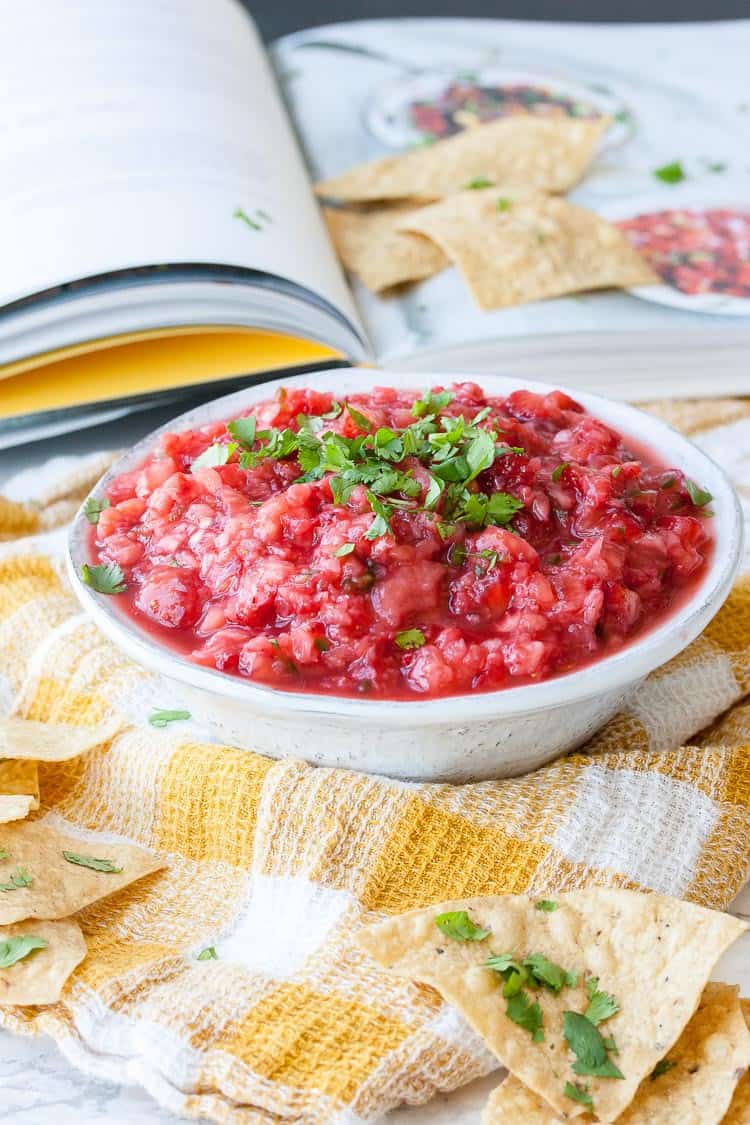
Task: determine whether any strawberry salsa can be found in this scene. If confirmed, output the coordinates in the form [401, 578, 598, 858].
[86, 384, 714, 700]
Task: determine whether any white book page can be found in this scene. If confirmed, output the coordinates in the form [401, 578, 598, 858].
[0, 0, 363, 340]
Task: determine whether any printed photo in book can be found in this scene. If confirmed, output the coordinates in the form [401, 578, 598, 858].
[2, 1, 749, 445]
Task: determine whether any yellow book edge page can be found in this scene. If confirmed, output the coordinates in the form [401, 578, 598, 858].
[0, 326, 344, 421]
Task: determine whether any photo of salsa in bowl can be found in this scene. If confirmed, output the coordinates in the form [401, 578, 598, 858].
[364, 66, 633, 152]
[618, 208, 750, 300]
[84, 382, 715, 702]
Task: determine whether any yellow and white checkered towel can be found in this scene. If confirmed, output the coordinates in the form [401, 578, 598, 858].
[1, 399, 750, 1124]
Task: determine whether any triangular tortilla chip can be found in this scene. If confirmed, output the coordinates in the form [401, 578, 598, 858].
[397, 194, 658, 309]
[723, 999, 750, 1124]
[357, 891, 747, 1121]
[0, 918, 86, 1005]
[315, 117, 609, 203]
[0, 716, 121, 761]
[324, 205, 448, 291]
[483, 982, 750, 1123]
[0, 819, 164, 923]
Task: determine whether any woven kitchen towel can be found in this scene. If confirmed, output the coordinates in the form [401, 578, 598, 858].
[1, 402, 750, 1124]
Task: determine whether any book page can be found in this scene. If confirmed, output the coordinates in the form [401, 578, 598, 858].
[274, 19, 750, 371]
[0, 0, 362, 341]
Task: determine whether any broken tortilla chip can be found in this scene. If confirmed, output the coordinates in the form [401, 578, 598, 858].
[0, 818, 164, 924]
[0, 716, 121, 762]
[397, 193, 658, 309]
[0, 918, 86, 1005]
[356, 890, 747, 1121]
[315, 116, 609, 203]
[723, 999, 750, 1124]
[324, 205, 448, 292]
[483, 982, 750, 1124]
[0, 760, 39, 824]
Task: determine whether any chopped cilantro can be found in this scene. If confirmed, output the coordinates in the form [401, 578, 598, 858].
[227, 417, 257, 448]
[346, 404, 373, 432]
[191, 442, 237, 470]
[651, 1058, 677, 1079]
[395, 629, 426, 650]
[80, 562, 126, 595]
[686, 480, 713, 507]
[334, 543, 356, 557]
[464, 176, 494, 190]
[321, 401, 343, 419]
[506, 990, 544, 1042]
[62, 851, 123, 874]
[535, 900, 558, 913]
[563, 1010, 624, 1079]
[552, 463, 569, 483]
[0, 849, 10, 861]
[564, 1081, 594, 1110]
[0, 868, 33, 892]
[149, 709, 191, 728]
[197, 946, 218, 961]
[434, 910, 490, 942]
[0, 934, 47, 969]
[411, 389, 453, 418]
[523, 953, 578, 994]
[654, 160, 686, 184]
[484, 954, 529, 997]
[584, 977, 620, 1025]
[364, 492, 393, 540]
[83, 496, 110, 524]
[496, 198, 512, 212]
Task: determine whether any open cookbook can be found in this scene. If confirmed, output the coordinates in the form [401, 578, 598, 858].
[2, 1, 749, 446]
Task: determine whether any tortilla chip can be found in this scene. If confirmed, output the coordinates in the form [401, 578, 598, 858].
[398, 193, 658, 309]
[723, 999, 750, 1124]
[315, 116, 609, 203]
[0, 760, 39, 824]
[0, 716, 121, 761]
[0, 819, 164, 924]
[483, 983, 750, 1124]
[324, 206, 448, 291]
[0, 918, 86, 1005]
[357, 890, 747, 1121]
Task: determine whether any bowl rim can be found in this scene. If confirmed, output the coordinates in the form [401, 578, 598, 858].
[66, 367, 743, 724]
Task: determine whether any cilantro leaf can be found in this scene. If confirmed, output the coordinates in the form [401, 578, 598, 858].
[424, 474, 444, 510]
[334, 543, 355, 557]
[564, 1081, 594, 1110]
[364, 492, 393, 540]
[506, 990, 544, 1042]
[395, 629, 426, 650]
[535, 900, 558, 913]
[552, 463, 569, 483]
[434, 910, 490, 942]
[651, 1058, 677, 1080]
[523, 953, 577, 994]
[486, 492, 524, 526]
[227, 417, 257, 448]
[83, 496, 110, 524]
[584, 978, 620, 1025]
[563, 1011, 624, 1079]
[654, 160, 686, 184]
[465, 429, 496, 484]
[62, 851, 123, 874]
[0, 934, 47, 969]
[197, 946, 218, 961]
[346, 404, 373, 432]
[149, 709, 191, 728]
[485, 954, 529, 997]
[0, 868, 33, 892]
[80, 562, 127, 595]
[464, 176, 494, 189]
[411, 389, 453, 418]
[191, 442, 237, 470]
[321, 401, 343, 419]
[686, 479, 713, 508]
[496, 198, 512, 212]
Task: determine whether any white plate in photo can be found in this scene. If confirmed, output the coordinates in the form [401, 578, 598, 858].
[602, 185, 750, 317]
[364, 65, 634, 152]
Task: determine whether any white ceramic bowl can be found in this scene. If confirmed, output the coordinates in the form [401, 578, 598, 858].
[67, 369, 742, 782]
